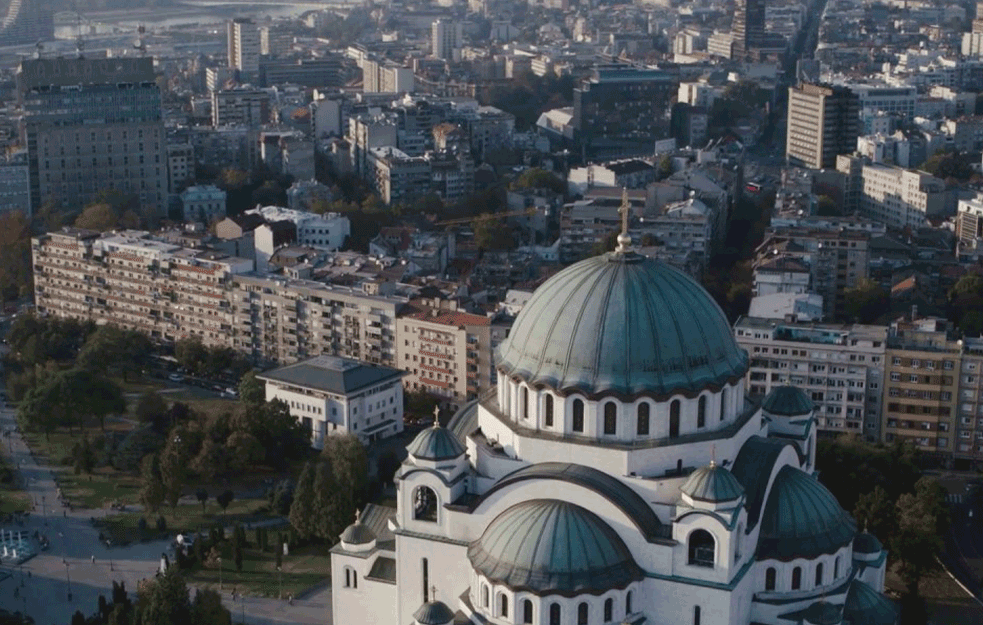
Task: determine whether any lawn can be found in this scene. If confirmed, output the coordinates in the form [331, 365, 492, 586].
[99, 498, 279, 544]
[187, 541, 332, 598]
[0, 452, 31, 515]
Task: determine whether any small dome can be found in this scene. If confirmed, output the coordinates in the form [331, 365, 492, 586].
[761, 386, 814, 416]
[680, 462, 744, 503]
[843, 580, 898, 625]
[407, 423, 466, 461]
[853, 531, 883, 554]
[496, 253, 748, 398]
[414, 600, 455, 625]
[757, 466, 857, 561]
[468, 499, 642, 596]
[340, 519, 376, 546]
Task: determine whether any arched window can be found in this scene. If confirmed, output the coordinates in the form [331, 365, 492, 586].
[550, 603, 561, 625]
[669, 399, 680, 438]
[500, 594, 509, 618]
[834, 556, 840, 579]
[545, 395, 554, 427]
[735, 523, 744, 562]
[352, 571, 357, 589]
[637, 403, 650, 435]
[697, 396, 707, 428]
[626, 591, 633, 614]
[578, 602, 589, 625]
[765, 567, 776, 591]
[522, 386, 529, 420]
[694, 606, 701, 625]
[792, 566, 802, 590]
[815, 562, 824, 586]
[523, 599, 534, 624]
[572, 398, 585, 432]
[413, 486, 438, 522]
[482, 585, 489, 608]
[604, 402, 617, 435]
[422, 559, 428, 602]
[720, 387, 727, 421]
[604, 598, 613, 622]
[345, 567, 355, 588]
[688, 529, 715, 567]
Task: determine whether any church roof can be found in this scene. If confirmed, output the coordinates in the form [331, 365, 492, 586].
[414, 601, 455, 625]
[473, 462, 667, 541]
[447, 400, 479, 445]
[340, 519, 375, 545]
[731, 436, 798, 529]
[407, 423, 466, 461]
[843, 580, 898, 625]
[757, 466, 857, 561]
[468, 499, 643, 596]
[680, 462, 744, 503]
[496, 253, 748, 399]
[761, 385, 814, 416]
[853, 531, 884, 554]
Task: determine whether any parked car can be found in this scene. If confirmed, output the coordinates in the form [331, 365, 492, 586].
[168, 373, 184, 383]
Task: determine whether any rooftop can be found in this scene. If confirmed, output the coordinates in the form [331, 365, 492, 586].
[257, 356, 404, 396]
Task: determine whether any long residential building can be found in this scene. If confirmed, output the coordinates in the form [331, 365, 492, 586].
[836, 156, 946, 230]
[33, 229, 406, 368]
[734, 316, 888, 440]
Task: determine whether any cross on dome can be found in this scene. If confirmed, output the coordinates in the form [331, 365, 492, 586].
[616, 187, 633, 253]
[432, 405, 440, 428]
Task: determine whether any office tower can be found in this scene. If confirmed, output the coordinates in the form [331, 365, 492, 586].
[732, 0, 765, 59]
[227, 18, 260, 81]
[18, 57, 167, 217]
[431, 19, 462, 61]
[786, 83, 859, 169]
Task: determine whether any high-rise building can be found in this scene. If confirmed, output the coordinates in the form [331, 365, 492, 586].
[732, 0, 765, 59]
[18, 57, 167, 217]
[786, 83, 859, 169]
[835, 156, 945, 230]
[431, 19, 462, 61]
[227, 18, 260, 81]
[0, 0, 53, 46]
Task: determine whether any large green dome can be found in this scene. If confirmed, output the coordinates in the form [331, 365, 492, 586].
[467, 499, 642, 596]
[496, 252, 748, 398]
[757, 466, 857, 561]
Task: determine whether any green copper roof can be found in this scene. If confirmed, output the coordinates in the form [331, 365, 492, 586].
[496, 253, 748, 398]
[407, 424, 466, 461]
[468, 499, 642, 596]
[853, 531, 883, 554]
[761, 386, 814, 416]
[413, 601, 455, 625]
[448, 400, 479, 446]
[731, 436, 799, 529]
[757, 466, 857, 561]
[680, 462, 745, 503]
[843, 580, 898, 625]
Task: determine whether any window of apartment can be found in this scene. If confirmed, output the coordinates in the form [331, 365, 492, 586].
[892, 357, 902, 365]
[909, 374, 919, 383]
[945, 360, 955, 370]
[890, 372, 901, 382]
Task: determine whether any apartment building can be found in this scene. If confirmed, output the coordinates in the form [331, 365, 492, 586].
[33, 229, 251, 347]
[19, 57, 167, 217]
[836, 156, 946, 230]
[230, 273, 403, 367]
[227, 18, 260, 80]
[258, 355, 404, 447]
[955, 337, 983, 468]
[396, 301, 509, 411]
[180, 185, 227, 223]
[362, 58, 415, 94]
[166, 143, 194, 195]
[212, 88, 270, 127]
[735, 317, 888, 439]
[882, 318, 960, 460]
[786, 83, 859, 169]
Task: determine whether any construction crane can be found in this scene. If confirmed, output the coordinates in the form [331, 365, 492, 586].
[433, 206, 536, 227]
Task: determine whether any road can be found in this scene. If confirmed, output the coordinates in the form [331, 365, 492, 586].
[0, 406, 333, 625]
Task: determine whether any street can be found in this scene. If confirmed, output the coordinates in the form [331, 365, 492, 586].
[0, 405, 333, 625]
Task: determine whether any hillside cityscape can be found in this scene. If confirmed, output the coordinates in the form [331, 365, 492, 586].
[0, 0, 982, 624]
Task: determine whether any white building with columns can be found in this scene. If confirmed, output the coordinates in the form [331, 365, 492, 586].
[330, 229, 895, 625]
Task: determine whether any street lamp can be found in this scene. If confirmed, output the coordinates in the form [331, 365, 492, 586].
[218, 556, 223, 591]
[277, 565, 282, 600]
[64, 560, 72, 602]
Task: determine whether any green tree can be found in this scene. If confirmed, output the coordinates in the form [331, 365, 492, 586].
[289, 461, 317, 538]
[141, 567, 192, 625]
[510, 168, 565, 194]
[17, 368, 124, 434]
[190, 588, 231, 625]
[0, 211, 32, 308]
[232, 525, 243, 572]
[216, 490, 234, 516]
[473, 214, 516, 250]
[318, 435, 368, 541]
[893, 486, 944, 595]
[237, 371, 265, 406]
[72, 435, 96, 475]
[174, 338, 208, 376]
[948, 274, 983, 333]
[74, 190, 142, 232]
[852, 485, 896, 542]
[377, 450, 401, 487]
[77, 325, 152, 381]
[195, 489, 209, 513]
[816, 195, 842, 217]
[844, 278, 889, 324]
[139, 453, 166, 516]
[225, 431, 264, 472]
[135, 391, 169, 428]
[160, 433, 189, 512]
[312, 458, 340, 541]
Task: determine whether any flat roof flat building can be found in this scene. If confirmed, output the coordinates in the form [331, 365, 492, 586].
[786, 83, 859, 170]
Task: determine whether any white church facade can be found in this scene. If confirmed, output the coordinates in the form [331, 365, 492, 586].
[330, 228, 896, 625]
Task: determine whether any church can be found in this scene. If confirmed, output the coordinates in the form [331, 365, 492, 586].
[330, 224, 896, 625]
